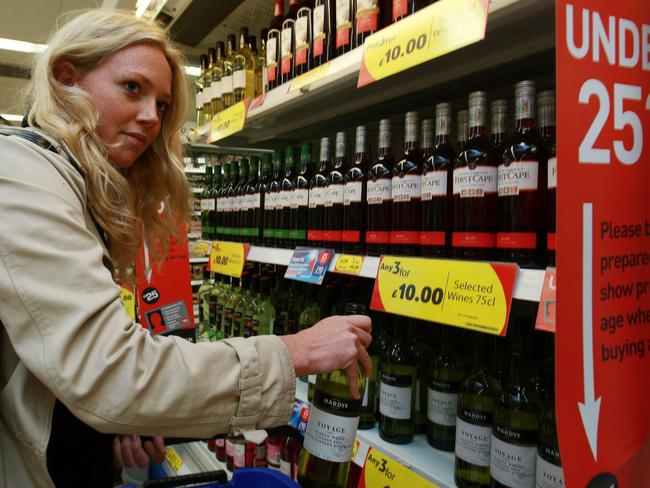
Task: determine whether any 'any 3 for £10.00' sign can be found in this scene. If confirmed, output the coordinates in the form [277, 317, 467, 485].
[370, 256, 517, 335]
[209, 241, 250, 278]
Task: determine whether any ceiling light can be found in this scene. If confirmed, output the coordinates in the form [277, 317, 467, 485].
[0, 37, 47, 54]
[1, 114, 24, 122]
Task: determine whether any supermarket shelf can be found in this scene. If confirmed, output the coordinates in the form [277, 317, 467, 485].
[190, 257, 209, 264]
[188, 142, 274, 156]
[192, 0, 554, 147]
[244, 245, 543, 301]
[295, 380, 455, 488]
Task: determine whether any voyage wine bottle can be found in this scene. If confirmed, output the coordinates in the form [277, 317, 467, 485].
[454, 332, 501, 488]
[308, 137, 331, 248]
[379, 318, 417, 444]
[366, 118, 393, 256]
[298, 304, 367, 488]
[421, 103, 455, 257]
[342, 125, 368, 255]
[452, 91, 499, 261]
[497, 80, 547, 267]
[325, 131, 348, 252]
[538, 89, 556, 267]
[392, 111, 423, 256]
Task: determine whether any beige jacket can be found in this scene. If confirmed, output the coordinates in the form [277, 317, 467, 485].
[0, 129, 296, 487]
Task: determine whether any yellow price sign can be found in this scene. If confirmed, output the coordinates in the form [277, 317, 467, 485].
[370, 256, 517, 336]
[208, 100, 249, 143]
[165, 447, 184, 473]
[334, 254, 364, 275]
[209, 240, 250, 278]
[358, 0, 489, 87]
[289, 62, 330, 92]
[192, 239, 212, 257]
[119, 287, 135, 320]
[362, 447, 439, 488]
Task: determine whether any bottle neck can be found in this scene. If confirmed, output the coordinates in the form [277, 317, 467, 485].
[274, 0, 284, 19]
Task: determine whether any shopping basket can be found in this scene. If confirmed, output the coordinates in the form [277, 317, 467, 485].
[143, 466, 301, 487]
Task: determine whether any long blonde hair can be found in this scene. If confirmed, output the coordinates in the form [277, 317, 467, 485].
[25, 9, 191, 283]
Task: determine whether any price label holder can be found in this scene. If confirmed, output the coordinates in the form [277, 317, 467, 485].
[290, 398, 311, 435]
[535, 267, 556, 333]
[208, 99, 250, 143]
[333, 254, 364, 275]
[357, 0, 488, 87]
[371, 256, 518, 336]
[284, 247, 335, 285]
[209, 241, 250, 278]
[120, 287, 135, 320]
[358, 447, 438, 488]
[165, 447, 191, 475]
[289, 62, 330, 92]
[190, 239, 212, 258]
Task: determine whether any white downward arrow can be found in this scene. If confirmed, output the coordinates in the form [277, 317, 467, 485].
[578, 202, 601, 462]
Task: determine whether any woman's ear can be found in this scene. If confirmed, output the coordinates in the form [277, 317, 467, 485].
[53, 60, 78, 86]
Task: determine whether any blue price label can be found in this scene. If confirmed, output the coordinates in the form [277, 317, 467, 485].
[284, 247, 335, 285]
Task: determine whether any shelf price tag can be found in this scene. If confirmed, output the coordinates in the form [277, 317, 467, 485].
[190, 239, 212, 258]
[120, 287, 135, 320]
[371, 256, 517, 336]
[209, 241, 250, 278]
[358, 447, 439, 488]
[358, 0, 488, 87]
[285, 247, 335, 285]
[289, 62, 330, 92]
[208, 99, 250, 143]
[535, 267, 556, 333]
[334, 254, 364, 275]
[165, 447, 184, 473]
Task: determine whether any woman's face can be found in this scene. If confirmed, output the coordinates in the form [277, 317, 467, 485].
[76, 43, 173, 168]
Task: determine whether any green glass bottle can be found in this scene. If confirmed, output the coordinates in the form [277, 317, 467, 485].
[378, 318, 417, 444]
[278, 146, 296, 248]
[222, 276, 243, 338]
[258, 154, 272, 246]
[236, 158, 250, 243]
[214, 273, 230, 339]
[207, 273, 224, 342]
[298, 303, 366, 488]
[454, 332, 502, 488]
[247, 156, 261, 244]
[292, 142, 313, 247]
[200, 166, 214, 239]
[233, 271, 252, 337]
[242, 272, 260, 337]
[358, 310, 382, 430]
[490, 333, 540, 488]
[217, 162, 230, 241]
[427, 324, 465, 451]
[412, 322, 433, 435]
[253, 275, 276, 335]
[265, 151, 284, 247]
[298, 285, 321, 383]
[196, 269, 214, 342]
[210, 163, 221, 240]
[374, 313, 392, 423]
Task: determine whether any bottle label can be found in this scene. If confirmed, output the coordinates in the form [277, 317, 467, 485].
[295, 16, 309, 66]
[490, 433, 536, 488]
[267, 36, 277, 65]
[281, 27, 293, 75]
[266, 442, 281, 465]
[535, 454, 565, 488]
[200, 198, 216, 211]
[264, 192, 274, 210]
[452, 232, 496, 248]
[367, 179, 392, 204]
[366, 230, 391, 244]
[421, 170, 448, 200]
[325, 184, 344, 207]
[336, 0, 351, 48]
[453, 166, 497, 197]
[222, 74, 233, 93]
[279, 190, 292, 209]
[392, 0, 407, 21]
[252, 192, 261, 209]
[280, 459, 292, 477]
[309, 186, 327, 208]
[313, 4, 326, 56]
[303, 403, 359, 462]
[420, 231, 445, 246]
[392, 174, 421, 202]
[548, 157, 557, 189]
[356, 0, 379, 34]
[234, 443, 246, 467]
[498, 160, 539, 196]
[516, 94, 535, 120]
[290, 188, 308, 208]
[497, 232, 537, 249]
[344, 181, 363, 205]
[213, 80, 222, 99]
[233, 69, 246, 90]
[455, 416, 491, 467]
[427, 387, 457, 426]
[379, 372, 413, 420]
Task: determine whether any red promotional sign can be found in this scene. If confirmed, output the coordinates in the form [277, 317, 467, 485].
[557, 1, 650, 485]
[136, 224, 195, 338]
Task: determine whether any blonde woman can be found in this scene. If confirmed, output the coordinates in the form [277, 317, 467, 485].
[0, 10, 371, 487]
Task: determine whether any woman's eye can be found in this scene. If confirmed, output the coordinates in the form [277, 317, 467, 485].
[124, 81, 139, 93]
[157, 101, 169, 113]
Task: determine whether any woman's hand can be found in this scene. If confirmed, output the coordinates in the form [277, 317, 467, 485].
[113, 435, 166, 469]
[280, 314, 372, 399]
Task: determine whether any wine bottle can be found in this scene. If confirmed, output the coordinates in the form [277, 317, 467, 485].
[295, 6, 312, 76]
[342, 125, 368, 255]
[267, 7, 282, 91]
[232, 271, 252, 337]
[366, 118, 393, 256]
[538, 90, 556, 267]
[242, 272, 260, 338]
[490, 99, 508, 156]
[266, 151, 284, 247]
[392, 0, 420, 23]
[452, 91, 499, 261]
[222, 35, 236, 109]
[209, 163, 221, 240]
[454, 332, 501, 488]
[279, 146, 297, 248]
[196, 270, 214, 342]
[335, 0, 355, 56]
[222, 276, 243, 338]
[200, 165, 214, 239]
[498, 80, 547, 267]
[412, 322, 432, 435]
[253, 275, 276, 335]
[227, 159, 240, 241]
[298, 303, 367, 488]
[325, 131, 348, 252]
[217, 162, 230, 240]
[392, 111, 423, 257]
[313, 0, 336, 67]
[355, 0, 382, 46]
[201, 53, 213, 123]
[292, 142, 312, 247]
[209, 46, 223, 117]
[236, 158, 250, 243]
[233, 27, 255, 102]
[421, 103, 455, 257]
[258, 154, 271, 246]
[427, 324, 465, 451]
[212, 274, 230, 340]
[358, 310, 382, 429]
[280, 0, 299, 84]
[309, 137, 330, 248]
[491, 333, 540, 488]
[456, 108, 468, 152]
[379, 318, 417, 444]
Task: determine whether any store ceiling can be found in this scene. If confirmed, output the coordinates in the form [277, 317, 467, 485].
[0, 0, 273, 122]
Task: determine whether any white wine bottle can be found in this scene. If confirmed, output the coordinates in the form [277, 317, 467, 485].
[297, 303, 366, 488]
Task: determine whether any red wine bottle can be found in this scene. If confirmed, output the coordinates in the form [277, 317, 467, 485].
[325, 131, 348, 252]
[266, 0, 284, 91]
[366, 119, 394, 256]
[538, 90, 556, 267]
[343, 125, 369, 255]
[490, 99, 508, 156]
[309, 137, 331, 248]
